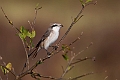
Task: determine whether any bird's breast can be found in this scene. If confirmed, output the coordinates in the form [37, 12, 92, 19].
[44, 30, 59, 50]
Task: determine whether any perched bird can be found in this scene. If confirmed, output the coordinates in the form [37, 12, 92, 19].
[28, 23, 63, 58]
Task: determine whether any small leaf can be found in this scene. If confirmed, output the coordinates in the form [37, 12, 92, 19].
[62, 44, 66, 50]
[36, 3, 39, 8]
[62, 54, 69, 61]
[79, 0, 85, 6]
[6, 63, 12, 73]
[1, 66, 6, 74]
[30, 30, 36, 38]
[19, 26, 29, 40]
[31, 30, 36, 38]
[85, 0, 92, 3]
[62, 44, 71, 51]
[67, 66, 71, 71]
[26, 30, 36, 38]
[0, 63, 12, 75]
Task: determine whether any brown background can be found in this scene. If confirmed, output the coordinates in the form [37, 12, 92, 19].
[0, 0, 120, 80]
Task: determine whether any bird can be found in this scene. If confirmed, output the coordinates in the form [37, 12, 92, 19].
[28, 23, 63, 58]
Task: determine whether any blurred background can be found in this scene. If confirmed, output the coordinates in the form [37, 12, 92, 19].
[0, 0, 120, 80]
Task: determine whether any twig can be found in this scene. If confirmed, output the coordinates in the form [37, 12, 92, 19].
[74, 42, 93, 58]
[0, 76, 2, 80]
[104, 76, 108, 80]
[22, 6, 42, 72]
[1, 7, 30, 72]
[1, 7, 20, 33]
[23, 2, 96, 73]
[57, 7, 84, 46]
[28, 6, 42, 30]
[69, 32, 83, 46]
[21, 39, 29, 71]
[70, 72, 94, 80]
[60, 42, 93, 78]
[32, 6, 42, 29]
[40, 75, 58, 80]
[70, 57, 95, 66]
[21, 33, 84, 75]
[60, 56, 74, 78]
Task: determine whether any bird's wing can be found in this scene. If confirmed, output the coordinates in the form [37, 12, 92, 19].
[28, 28, 53, 58]
[36, 28, 53, 48]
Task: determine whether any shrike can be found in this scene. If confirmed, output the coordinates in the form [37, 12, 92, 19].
[28, 23, 63, 58]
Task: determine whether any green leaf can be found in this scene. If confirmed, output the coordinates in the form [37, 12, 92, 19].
[1, 63, 12, 75]
[19, 26, 29, 40]
[36, 3, 39, 8]
[1, 66, 5, 75]
[79, 0, 85, 6]
[30, 30, 36, 38]
[62, 44, 71, 51]
[26, 30, 36, 38]
[31, 30, 36, 38]
[62, 44, 66, 50]
[62, 54, 69, 61]
[85, 0, 92, 3]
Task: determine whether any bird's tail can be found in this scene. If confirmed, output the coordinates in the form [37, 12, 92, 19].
[28, 47, 41, 58]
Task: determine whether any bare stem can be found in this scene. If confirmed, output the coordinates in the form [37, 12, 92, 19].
[1, 7, 20, 33]
[71, 72, 94, 80]
[21, 40, 29, 71]
[57, 6, 84, 46]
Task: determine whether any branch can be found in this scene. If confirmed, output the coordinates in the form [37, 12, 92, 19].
[21, 6, 42, 73]
[1, 7, 20, 33]
[28, 5, 42, 30]
[0, 76, 2, 80]
[19, 32, 84, 78]
[31, 72, 58, 80]
[60, 42, 93, 79]
[1, 7, 30, 72]
[19, 2, 96, 77]
[70, 72, 94, 80]
[57, 7, 84, 46]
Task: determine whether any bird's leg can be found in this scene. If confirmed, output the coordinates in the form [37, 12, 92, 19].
[50, 46, 58, 50]
[45, 49, 51, 57]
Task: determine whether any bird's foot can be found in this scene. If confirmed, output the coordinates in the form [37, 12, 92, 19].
[47, 52, 51, 58]
[50, 46, 58, 50]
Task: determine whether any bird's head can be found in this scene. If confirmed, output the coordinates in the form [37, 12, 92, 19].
[51, 23, 63, 31]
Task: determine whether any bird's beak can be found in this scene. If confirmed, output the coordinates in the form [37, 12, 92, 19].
[61, 24, 63, 27]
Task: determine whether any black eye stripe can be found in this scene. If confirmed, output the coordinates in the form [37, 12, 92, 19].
[51, 24, 58, 28]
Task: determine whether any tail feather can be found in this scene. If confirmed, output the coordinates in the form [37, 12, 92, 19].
[28, 47, 40, 58]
